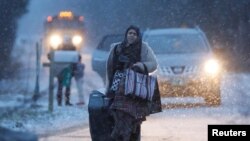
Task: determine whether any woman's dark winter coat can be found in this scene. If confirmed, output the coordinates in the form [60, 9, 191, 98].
[105, 41, 162, 119]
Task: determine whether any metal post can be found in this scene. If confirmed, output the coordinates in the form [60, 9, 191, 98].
[48, 52, 54, 112]
[32, 42, 40, 103]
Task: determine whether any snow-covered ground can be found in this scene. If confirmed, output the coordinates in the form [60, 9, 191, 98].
[36, 71, 250, 141]
[2, 28, 250, 140]
[2, 37, 250, 140]
[0, 46, 105, 136]
[1, 1, 250, 140]
[38, 71, 250, 141]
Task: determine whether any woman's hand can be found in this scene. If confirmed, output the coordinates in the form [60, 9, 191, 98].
[132, 62, 143, 68]
[131, 62, 144, 73]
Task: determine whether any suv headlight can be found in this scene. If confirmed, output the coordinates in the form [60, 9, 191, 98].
[72, 35, 83, 46]
[204, 59, 220, 75]
[49, 34, 62, 50]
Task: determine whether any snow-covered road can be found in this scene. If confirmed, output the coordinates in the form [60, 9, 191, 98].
[3, 1, 248, 140]
[38, 57, 250, 141]
[1, 48, 250, 140]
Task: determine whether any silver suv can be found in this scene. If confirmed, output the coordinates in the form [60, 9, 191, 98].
[91, 34, 123, 84]
[143, 27, 222, 106]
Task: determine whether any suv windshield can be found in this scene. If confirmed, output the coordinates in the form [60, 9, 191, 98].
[144, 33, 209, 54]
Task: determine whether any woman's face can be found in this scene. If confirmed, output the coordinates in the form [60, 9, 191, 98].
[126, 29, 138, 45]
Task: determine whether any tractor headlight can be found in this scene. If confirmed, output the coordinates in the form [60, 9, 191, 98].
[72, 35, 83, 46]
[49, 34, 62, 50]
[204, 59, 220, 75]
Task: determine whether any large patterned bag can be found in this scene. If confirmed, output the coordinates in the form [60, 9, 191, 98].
[110, 70, 125, 92]
[124, 68, 157, 101]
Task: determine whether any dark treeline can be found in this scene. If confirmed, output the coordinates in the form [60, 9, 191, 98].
[0, 0, 29, 79]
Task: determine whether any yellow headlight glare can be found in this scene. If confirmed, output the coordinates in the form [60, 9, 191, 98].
[49, 34, 62, 50]
[72, 35, 83, 46]
[204, 59, 220, 75]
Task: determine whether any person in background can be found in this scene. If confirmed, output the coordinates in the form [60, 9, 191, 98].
[105, 25, 158, 141]
[56, 65, 73, 106]
[73, 55, 85, 105]
[48, 46, 75, 106]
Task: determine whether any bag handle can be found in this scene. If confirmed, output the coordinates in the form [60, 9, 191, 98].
[144, 64, 150, 100]
[142, 63, 149, 75]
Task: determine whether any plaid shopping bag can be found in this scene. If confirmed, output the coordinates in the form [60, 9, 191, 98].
[124, 69, 156, 101]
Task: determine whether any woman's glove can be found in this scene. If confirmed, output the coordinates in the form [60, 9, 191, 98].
[131, 62, 144, 73]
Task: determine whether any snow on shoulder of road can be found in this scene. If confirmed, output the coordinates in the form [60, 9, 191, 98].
[2, 34, 250, 140]
[0, 46, 105, 137]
